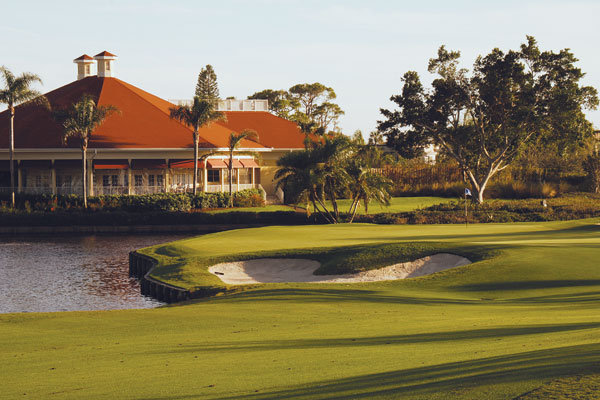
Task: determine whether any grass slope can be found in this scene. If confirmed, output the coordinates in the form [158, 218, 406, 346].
[2, 219, 600, 399]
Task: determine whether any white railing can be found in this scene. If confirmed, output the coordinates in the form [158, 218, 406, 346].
[3, 184, 262, 196]
[168, 99, 269, 112]
[132, 186, 165, 195]
[96, 186, 129, 195]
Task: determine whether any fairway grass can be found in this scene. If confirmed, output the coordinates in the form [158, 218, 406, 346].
[2, 219, 600, 399]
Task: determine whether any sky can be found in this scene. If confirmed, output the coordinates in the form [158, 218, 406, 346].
[2, 0, 599, 137]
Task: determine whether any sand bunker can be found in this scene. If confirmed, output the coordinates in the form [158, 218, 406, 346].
[208, 253, 471, 285]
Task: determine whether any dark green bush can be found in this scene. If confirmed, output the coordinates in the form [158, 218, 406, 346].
[0, 189, 265, 213]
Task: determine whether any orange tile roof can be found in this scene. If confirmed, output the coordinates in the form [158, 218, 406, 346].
[0, 77, 303, 151]
[74, 54, 94, 61]
[94, 51, 117, 58]
[219, 111, 306, 149]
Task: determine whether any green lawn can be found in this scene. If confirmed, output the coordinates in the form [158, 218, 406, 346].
[296, 196, 452, 214]
[2, 220, 600, 399]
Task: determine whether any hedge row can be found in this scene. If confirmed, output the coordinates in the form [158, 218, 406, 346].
[0, 189, 265, 212]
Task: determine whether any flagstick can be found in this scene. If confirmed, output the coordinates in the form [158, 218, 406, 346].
[465, 191, 468, 228]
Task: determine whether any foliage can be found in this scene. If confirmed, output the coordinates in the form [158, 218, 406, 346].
[247, 89, 292, 118]
[195, 64, 219, 101]
[378, 36, 599, 203]
[248, 82, 344, 135]
[583, 151, 600, 193]
[276, 135, 393, 223]
[0, 189, 266, 214]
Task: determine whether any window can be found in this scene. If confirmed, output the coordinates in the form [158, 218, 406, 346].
[103, 175, 110, 187]
[135, 175, 143, 186]
[57, 175, 72, 188]
[224, 168, 237, 183]
[111, 175, 118, 186]
[124, 174, 129, 187]
[239, 168, 252, 184]
[35, 175, 42, 187]
[106, 63, 111, 71]
[207, 169, 220, 183]
[156, 175, 164, 187]
[148, 175, 155, 187]
[85, 65, 90, 74]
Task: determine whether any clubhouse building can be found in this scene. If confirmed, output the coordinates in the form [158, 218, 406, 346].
[0, 52, 307, 202]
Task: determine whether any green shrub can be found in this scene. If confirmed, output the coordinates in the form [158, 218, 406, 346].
[0, 189, 266, 213]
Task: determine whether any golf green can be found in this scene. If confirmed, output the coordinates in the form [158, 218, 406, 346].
[2, 219, 600, 399]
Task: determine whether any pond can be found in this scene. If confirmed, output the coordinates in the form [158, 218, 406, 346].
[0, 234, 193, 313]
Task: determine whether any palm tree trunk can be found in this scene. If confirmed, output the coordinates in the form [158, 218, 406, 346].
[81, 144, 87, 209]
[228, 150, 233, 207]
[8, 106, 15, 208]
[193, 132, 199, 196]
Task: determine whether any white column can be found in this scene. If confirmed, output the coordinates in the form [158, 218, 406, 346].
[128, 168, 133, 195]
[236, 167, 240, 192]
[220, 169, 224, 192]
[51, 162, 57, 195]
[203, 166, 208, 192]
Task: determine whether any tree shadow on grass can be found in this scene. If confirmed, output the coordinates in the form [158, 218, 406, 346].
[155, 322, 600, 354]
[203, 287, 479, 306]
[141, 343, 600, 400]
[453, 280, 600, 292]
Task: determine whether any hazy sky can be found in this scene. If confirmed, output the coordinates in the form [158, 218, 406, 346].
[2, 0, 599, 136]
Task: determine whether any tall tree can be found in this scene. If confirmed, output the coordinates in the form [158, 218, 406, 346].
[227, 129, 259, 207]
[170, 97, 225, 195]
[248, 89, 292, 118]
[378, 37, 598, 203]
[195, 65, 219, 101]
[0, 67, 47, 207]
[56, 95, 118, 208]
[275, 135, 391, 223]
[248, 83, 344, 135]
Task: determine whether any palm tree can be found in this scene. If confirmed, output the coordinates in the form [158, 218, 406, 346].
[169, 97, 225, 195]
[227, 130, 259, 207]
[56, 95, 118, 208]
[0, 67, 47, 207]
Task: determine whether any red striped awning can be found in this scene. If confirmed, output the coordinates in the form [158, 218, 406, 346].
[240, 159, 259, 168]
[224, 159, 244, 169]
[131, 159, 168, 169]
[94, 160, 129, 170]
[169, 159, 206, 169]
[207, 159, 227, 169]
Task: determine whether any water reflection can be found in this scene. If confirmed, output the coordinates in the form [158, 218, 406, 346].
[0, 234, 193, 313]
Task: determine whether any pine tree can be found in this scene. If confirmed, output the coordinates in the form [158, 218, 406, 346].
[195, 65, 219, 101]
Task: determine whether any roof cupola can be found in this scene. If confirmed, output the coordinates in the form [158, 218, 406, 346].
[94, 51, 117, 78]
[73, 54, 94, 80]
